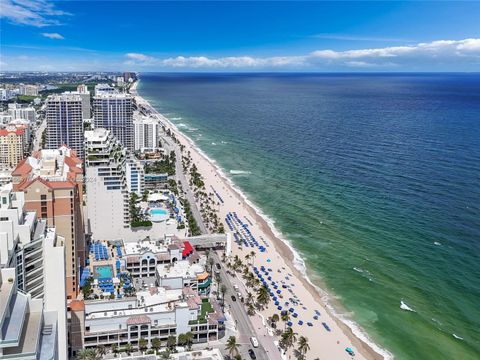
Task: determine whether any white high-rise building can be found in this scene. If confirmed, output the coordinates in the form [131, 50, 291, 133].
[63, 85, 91, 119]
[94, 83, 116, 95]
[85, 128, 130, 240]
[8, 103, 36, 123]
[93, 93, 134, 150]
[46, 93, 85, 159]
[0, 183, 68, 360]
[133, 112, 161, 152]
[126, 156, 144, 196]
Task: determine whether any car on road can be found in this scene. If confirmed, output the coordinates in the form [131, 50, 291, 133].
[250, 337, 259, 348]
[248, 349, 257, 359]
[215, 263, 221, 270]
[231, 295, 236, 301]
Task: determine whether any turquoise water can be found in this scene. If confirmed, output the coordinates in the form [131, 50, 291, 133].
[138, 73, 480, 360]
[150, 208, 168, 215]
[95, 265, 113, 279]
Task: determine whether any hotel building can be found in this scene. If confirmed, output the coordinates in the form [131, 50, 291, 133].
[11, 146, 85, 300]
[46, 94, 85, 159]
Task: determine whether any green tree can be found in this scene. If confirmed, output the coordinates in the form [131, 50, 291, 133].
[281, 311, 291, 330]
[152, 337, 162, 353]
[111, 343, 118, 357]
[96, 345, 107, 358]
[139, 337, 148, 352]
[220, 284, 227, 307]
[124, 343, 133, 355]
[256, 285, 270, 308]
[225, 336, 240, 356]
[184, 332, 194, 350]
[298, 336, 310, 356]
[166, 335, 176, 350]
[280, 327, 297, 354]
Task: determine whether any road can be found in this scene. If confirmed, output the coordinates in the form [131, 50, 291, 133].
[32, 117, 46, 152]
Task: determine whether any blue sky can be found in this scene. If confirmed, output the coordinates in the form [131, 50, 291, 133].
[1, 1, 480, 71]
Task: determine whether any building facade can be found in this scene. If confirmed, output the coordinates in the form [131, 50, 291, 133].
[133, 113, 161, 152]
[93, 93, 134, 150]
[8, 103, 36, 123]
[126, 156, 145, 196]
[0, 126, 25, 169]
[46, 93, 85, 159]
[85, 128, 130, 240]
[11, 146, 85, 300]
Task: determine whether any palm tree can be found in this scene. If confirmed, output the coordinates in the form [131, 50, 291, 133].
[280, 327, 297, 354]
[124, 343, 133, 355]
[298, 336, 310, 356]
[151, 337, 161, 353]
[208, 257, 215, 275]
[256, 285, 270, 308]
[220, 284, 227, 307]
[271, 313, 280, 328]
[139, 337, 148, 352]
[75, 349, 95, 360]
[96, 346, 107, 358]
[177, 333, 186, 346]
[233, 355, 242, 360]
[225, 336, 240, 356]
[184, 332, 194, 350]
[250, 250, 256, 265]
[166, 335, 176, 350]
[281, 311, 290, 330]
[245, 291, 254, 304]
[111, 343, 118, 358]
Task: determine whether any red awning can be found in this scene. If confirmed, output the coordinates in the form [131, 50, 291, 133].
[182, 241, 193, 258]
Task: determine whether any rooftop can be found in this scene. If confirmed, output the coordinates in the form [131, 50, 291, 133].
[156, 260, 206, 280]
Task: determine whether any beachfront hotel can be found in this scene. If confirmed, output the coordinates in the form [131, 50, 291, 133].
[0, 183, 68, 360]
[93, 91, 134, 151]
[11, 146, 85, 300]
[45, 93, 85, 159]
[69, 285, 224, 355]
[85, 128, 130, 240]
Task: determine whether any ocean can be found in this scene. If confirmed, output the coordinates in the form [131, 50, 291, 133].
[138, 73, 480, 360]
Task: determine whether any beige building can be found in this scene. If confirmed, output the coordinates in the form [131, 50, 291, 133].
[0, 125, 25, 169]
[12, 146, 85, 300]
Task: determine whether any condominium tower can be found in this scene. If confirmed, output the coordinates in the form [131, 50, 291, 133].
[93, 93, 134, 150]
[46, 93, 85, 159]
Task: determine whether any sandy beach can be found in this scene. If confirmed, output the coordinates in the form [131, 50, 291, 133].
[132, 81, 387, 360]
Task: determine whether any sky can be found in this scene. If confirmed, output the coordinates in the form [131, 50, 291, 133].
[1, 1, 480, 72]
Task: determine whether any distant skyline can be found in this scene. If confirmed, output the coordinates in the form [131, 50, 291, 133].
[1, 1, 480, 72]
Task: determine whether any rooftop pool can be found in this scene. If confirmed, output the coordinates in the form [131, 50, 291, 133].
[94, 265, 113, 280]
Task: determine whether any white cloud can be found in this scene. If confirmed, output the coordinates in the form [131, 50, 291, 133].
[41, 32, 64, 39]
[123, 38, 480, 71]
[1, 0, 70, 27]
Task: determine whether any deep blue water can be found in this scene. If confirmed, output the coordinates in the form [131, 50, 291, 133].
[139, 73, 480, 359]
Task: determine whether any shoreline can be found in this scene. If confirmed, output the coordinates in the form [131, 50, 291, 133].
[132, 79, 390, 360]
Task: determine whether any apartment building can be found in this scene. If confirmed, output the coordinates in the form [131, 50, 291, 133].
[8, 103, 36, 123]
[133, 113, 161, 152]
[46, 93, 85, 159]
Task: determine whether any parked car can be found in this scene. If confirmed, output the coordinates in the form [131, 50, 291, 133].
[231, 295, 236, 301]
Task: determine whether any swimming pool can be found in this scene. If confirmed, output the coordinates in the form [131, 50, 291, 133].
[149, 207, 169, 222]
[95, 265, 113, 279]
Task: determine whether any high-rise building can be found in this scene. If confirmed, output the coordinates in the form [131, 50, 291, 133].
[19, 84, 38, 96]
[8, 103, 36, 123]
[11, 146, 85, 300]
[126, 156, 144, 196]
[94, 83, 116, 95]
[0, 183, 68, 360]
[85, 128, 130, 239]
[93, 92, 134, 150]
[46, 93, 85, 159]
[123, 71, 137, 82]
[63, 85, 91, 119]
[0, 126, 25, 170]
[133, 112, 161, 152]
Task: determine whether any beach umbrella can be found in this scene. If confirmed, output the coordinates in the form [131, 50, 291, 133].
[293, 313, 298, 318]
[307, 322, 313, 327]
[298, 320, 303, 325]
[276, 290, 281, 294]
[275, 301, 279, 305]
[287, 321, 293, 326]
[313, 315, 319, 320]
[289, 308, 294, 312]
[277, 306, 282, 310]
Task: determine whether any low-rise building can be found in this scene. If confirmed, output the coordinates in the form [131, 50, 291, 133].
[70, 285, 223, 356]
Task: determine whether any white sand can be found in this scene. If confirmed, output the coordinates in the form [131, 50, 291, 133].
[134, 90, 386, 360]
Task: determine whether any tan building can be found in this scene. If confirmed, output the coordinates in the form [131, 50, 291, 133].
[0, 125, 25, 169]
[12, 146, 85, 300]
